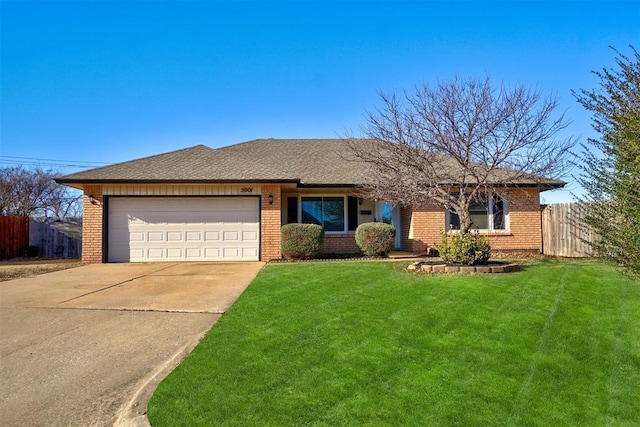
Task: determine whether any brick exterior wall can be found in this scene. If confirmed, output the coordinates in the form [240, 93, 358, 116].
[322, 234, 360, 254]
[81, 184, 283, 263]
[402, 188, 544, 254]
[260, 185, 282, 261]
[82, 185, 104, 263]
[401, 203, 444, 253]
[487, 188, 542, 252]
[78, 184, 541, 263]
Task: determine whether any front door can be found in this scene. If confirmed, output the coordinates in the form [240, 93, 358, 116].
[376, 202, 402, 249]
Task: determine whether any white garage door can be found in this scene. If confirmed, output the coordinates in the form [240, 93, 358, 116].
[108, 197, 260, 262]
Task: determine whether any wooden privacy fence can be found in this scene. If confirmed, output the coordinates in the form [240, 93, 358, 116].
[0, 216, 30, 259]
[29, 218, 82, 259]
[542, 203, 597, 258]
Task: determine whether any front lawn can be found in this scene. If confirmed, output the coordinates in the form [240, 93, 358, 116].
[148, 259, 639, 426]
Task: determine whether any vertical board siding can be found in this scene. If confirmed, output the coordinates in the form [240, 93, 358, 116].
[29, 218, 82, 258]
[0, 216, 29, 259]
[103, 184, 259, 196]
[542, 203, 597, 257]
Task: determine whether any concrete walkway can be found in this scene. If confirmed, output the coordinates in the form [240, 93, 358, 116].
[0, 262, 264, 427]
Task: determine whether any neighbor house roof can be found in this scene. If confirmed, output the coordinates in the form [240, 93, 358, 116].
[56, 138, 566, 189]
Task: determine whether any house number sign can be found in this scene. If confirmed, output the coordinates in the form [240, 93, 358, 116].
[240, 187, 253, 193]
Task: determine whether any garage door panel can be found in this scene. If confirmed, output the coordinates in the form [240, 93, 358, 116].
[130, 248, 145, 260]
[185, 231, 202, 242]
[147, 232, 164, 242]
[223, 231, 239, 241]
[128, 232, 144, 242]
[167, 232, 183, 242]
[185, 248, 202, 258]
[148, 248, 165, 259]
[242, 231, 259, 241]
[204, 248, 220, 258]
[242, 247, 259, 258]
[108, 197, 260, 262]
[166, 248, 183, 258]
[222, 248, 239, 258]
[204, 231, 220, 241]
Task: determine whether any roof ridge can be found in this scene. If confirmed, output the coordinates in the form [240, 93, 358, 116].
[215, 138, 348, 150]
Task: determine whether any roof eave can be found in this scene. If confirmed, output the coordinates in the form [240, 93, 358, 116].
[444, 181, 567, 191]
[538, 181, 567, 192]
[55, 178, 302, 185]
[297, 183, 361, 188]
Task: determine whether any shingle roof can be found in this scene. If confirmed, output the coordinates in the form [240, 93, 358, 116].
[56, 138, 565, 189]
[56, 139, 374, 185]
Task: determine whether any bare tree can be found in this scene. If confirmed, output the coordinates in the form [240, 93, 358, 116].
[348, 76, 574, 234]
[0, 166, 82, 218]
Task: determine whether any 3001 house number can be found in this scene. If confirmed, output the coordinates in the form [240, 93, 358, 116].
[240, 187, 253, 193]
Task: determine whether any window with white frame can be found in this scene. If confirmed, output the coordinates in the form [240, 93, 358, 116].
[448, 193, 508, 232]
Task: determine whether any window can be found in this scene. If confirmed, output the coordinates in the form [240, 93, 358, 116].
[493, 196, 505, 230]
[286, 197, 298, 224]
[448, 193, 508, 232]
[470, 200, 489, 229]
[347, 196, 358, 231]
[296, 195, 359, 232]
[378, 202, 393, 224]
[301, 196, 345, 232]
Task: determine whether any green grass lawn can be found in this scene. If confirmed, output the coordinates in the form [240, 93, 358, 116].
[148, 259, 639, 426]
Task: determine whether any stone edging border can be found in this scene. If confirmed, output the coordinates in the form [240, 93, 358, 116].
[408, 262, 519, 274]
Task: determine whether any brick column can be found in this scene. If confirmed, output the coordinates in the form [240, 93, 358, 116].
[260, 185, 282, 261]
[82, 185, 104, 263]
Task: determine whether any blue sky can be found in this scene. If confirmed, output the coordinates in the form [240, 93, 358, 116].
[1, 1, 639, 203]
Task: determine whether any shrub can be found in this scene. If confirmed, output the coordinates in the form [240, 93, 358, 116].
[355, 222, 396, 256]
[281, 224, 325, 260]
[438, 230, 491, 265]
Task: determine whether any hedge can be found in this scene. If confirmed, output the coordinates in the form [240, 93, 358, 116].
[355, 222, 396, 256]
[281, 223, 325, 259]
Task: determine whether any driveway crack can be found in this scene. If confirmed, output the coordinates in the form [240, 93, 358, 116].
[56, 264, 178, 305]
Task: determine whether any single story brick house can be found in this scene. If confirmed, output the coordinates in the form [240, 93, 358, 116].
[56, 138, 564, 263]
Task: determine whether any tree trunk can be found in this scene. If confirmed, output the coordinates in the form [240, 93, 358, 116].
[458, 210, 473, 235]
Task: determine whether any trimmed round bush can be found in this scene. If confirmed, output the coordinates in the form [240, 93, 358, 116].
[355, 222, 396, 256]
[438, 230, 491, 265]
[281, 223, 325, 260]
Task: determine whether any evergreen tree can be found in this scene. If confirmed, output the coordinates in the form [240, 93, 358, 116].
[574, 46, 640, 274]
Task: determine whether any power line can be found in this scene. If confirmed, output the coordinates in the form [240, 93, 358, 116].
[0, 155, 110, 169]
[0, 160, 98, 169]
[0, 155, 108, 165]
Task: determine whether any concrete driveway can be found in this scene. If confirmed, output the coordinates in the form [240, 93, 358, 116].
[0, 262, 265, 427]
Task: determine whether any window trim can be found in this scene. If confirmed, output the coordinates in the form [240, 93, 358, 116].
[446, 193, 510, 233]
